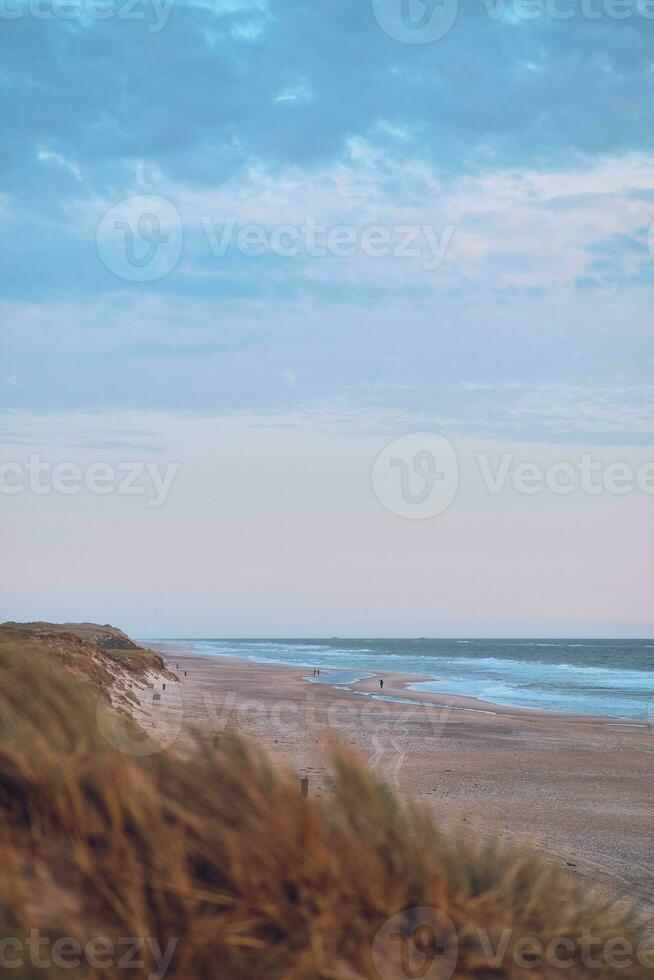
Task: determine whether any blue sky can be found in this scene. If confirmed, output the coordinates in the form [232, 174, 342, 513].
[1, 0, 653, 633]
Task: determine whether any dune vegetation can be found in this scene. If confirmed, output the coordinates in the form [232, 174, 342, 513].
[0, 635, 650, 979]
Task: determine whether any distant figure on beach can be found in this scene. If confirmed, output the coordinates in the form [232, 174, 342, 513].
[163, 683, 166, 691]
[184, 670, 187, 677]
[379, 678, 384, 689]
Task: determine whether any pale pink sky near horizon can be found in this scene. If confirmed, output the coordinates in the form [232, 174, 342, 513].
[2, 411, 652, 639]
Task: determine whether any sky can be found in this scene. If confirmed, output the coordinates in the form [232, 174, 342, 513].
[1, 0, 653, 636]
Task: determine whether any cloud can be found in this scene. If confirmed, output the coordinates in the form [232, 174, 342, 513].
[37, 148, 82, 182]
[31, 142, 654, 304]
[1, 0, 653, 446]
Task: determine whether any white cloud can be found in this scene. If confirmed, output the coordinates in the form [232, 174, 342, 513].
[37, 148, 82, 182]
[59, 144, 654, 292]
[273, 79, 313, 103]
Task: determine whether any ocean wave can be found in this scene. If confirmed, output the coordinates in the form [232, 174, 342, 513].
[441, 655, 654, 678]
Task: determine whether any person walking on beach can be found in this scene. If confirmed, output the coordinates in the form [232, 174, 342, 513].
[379, 678, 384, 690]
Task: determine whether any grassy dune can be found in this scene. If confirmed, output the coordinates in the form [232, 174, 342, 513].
[0, 621, 167, 678]
[0, 637, 650, 979]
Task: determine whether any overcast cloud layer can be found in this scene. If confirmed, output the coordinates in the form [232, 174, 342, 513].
[1, 0, 653, 440]
[1, 0, 653, 634]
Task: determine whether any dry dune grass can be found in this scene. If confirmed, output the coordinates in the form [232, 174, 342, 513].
[0, 622, 169, 680]
[0, 637, 650, 979]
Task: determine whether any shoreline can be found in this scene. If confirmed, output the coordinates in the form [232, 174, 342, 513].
[146, 640, 650, 726]
[137, 644, 654, 916]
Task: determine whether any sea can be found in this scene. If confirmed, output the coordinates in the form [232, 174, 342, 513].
[146, 638, 654, 721]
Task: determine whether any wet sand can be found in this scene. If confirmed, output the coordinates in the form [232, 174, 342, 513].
[138, 647, 654, 917]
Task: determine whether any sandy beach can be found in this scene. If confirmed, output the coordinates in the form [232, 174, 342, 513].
[139, 647, 654, 917]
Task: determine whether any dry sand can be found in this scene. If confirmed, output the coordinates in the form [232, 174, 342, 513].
[137, 647, 654, 917]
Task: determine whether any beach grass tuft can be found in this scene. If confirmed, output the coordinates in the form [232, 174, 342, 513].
[0, 636, 650, 979]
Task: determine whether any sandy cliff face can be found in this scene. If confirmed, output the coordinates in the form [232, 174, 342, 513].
[0, 620, 141, 651]
[0, 621, 172, 693]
